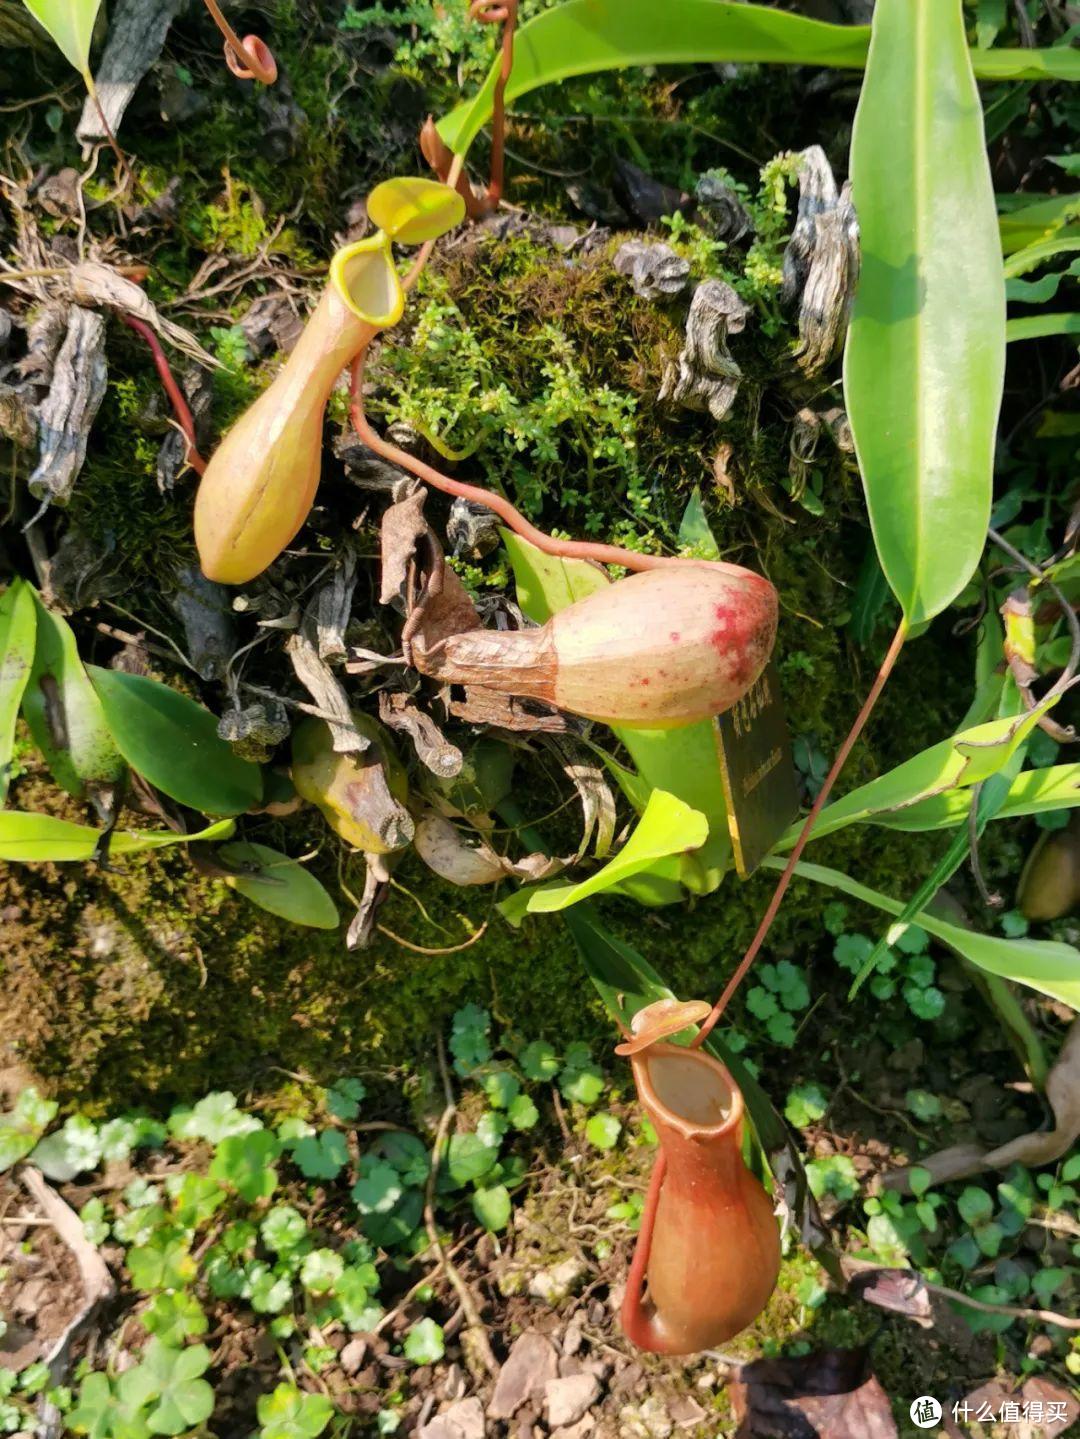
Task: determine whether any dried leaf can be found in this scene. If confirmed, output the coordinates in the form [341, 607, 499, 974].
[447, 496, 500, 560]
[781, 148, 860, 376]
[167, 564, 235, 682]
[944, 1378, 1078, 1439]
[730, 1349, 897, 1439]
[886, 1020, 1080, 1188]
[347, 853, 390, 949]
[696, 172, 754, 244]
[447, 689, 566, 732]
[378, 691, 463, 778]
[75, 0, 184, 140]
[27, 306, 107, 507]
[69, 261, 218, 369]
[313, 548, 357, 663]
[612, 240, 690, 300]
[659, 280, 749, 422]
[286, 627, 368, 755]
[379, 487, 430, 607]
[412, 809, 506, 886]
[840, 1258, 934, 1328]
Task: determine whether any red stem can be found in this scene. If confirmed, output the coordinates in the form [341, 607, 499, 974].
[691, 617, 908, 1048]
[121, 315, 207, 476]
[200, 0, 278, 82]
[468, 0, 518, 212]
[349, 353, 693, 575]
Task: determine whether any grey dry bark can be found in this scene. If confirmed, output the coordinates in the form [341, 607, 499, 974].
[659, 279, 750, 422]
[27, 306, 107, 508]
[77, 0, 185, 140]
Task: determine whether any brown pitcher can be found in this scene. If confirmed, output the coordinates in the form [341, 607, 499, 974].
[621, 1040, 781, 1355]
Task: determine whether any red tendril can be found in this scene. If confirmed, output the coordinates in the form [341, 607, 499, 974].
[468, 0, 517, 213]
[200, 0, 278, 83]
[121, 315, 207, 476]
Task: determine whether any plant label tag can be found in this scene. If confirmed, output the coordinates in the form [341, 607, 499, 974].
[715, 661, 799, 878]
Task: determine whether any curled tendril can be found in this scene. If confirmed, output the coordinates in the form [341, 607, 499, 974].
[201, 0, 279, 83]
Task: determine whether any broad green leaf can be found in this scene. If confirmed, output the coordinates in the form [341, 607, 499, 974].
[257, 1385, 333, 1439]
[504, 789, 708, 919]
[769, 858, 1080, 1011]
[472, 1183, 511, 1232]
[1006, 312, 1080, 343]
[436, 0, 1080, 157]
[88, 666, 262, 815]
[217, 841, 338, 928]
[117, 1339, 214, 1437]
[0, 580, 36, 804]
[843, 0, 1006, 627]
[975, 0, 1005, 49]
[676, 486, 720, 559]
[21, 0, 101, 79]
[501, 529, 609, 624]
[776, 706, 1056, 848]
[21, 593, 124, 800]
[403, 1318, 444, 1366]
[0, 811, 234, 862]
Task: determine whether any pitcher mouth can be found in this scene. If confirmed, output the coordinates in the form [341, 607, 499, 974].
[633, 1042, 743, 1137]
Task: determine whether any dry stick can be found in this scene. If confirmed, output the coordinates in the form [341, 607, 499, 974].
[120, 315, 207, 475]
[692, 617, 909, 1048]
[424, 1033, 499, 1379]
[199, 0, 279, 82]
[87, 81, 138, 195]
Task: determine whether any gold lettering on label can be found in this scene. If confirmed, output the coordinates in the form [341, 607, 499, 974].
[742, 747, 781, 798]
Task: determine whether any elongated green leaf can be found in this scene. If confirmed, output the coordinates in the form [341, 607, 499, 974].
[848, 691, 1028, 995]
[436, 0, 1080, 157]
[769, 857, 1080, 1011]
[21, 592, 124, 801]
[879, 762, 1080, 833]
[1003, 235, 1080, 278]
[21, 0, 101, 78]
[999, 198, 1080, 256]
[217, 841, 339, 929]
[1006, 312, 1080, 343]
[775, 705, 1054, 848]
[502, 789, 708, 919]
[843, 0, 1006, 628]
[0, 581, 36, 805]
[87, 667, 262, 816]
[0, 811, 234, 862]
[501, 530, 609, 623]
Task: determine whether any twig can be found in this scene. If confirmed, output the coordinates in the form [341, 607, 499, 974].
[376, 918, 489, 956]
[923, 1276, 1080, 1331]
[424, 1035, 499, 1379]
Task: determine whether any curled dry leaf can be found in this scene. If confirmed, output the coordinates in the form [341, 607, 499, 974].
[67, 262, 217, 369]
[166, 564, 235, 682]
[27, 306, 107, 508]
[447, 496, 500, 561]
[612, 240, 690, 300]
[313, 548, 358, 663]
[696, 172, 754, 244]
[885, 1019, 1080, 1189]
[411, 809, 567, 888]
[659, 280, 749, 423]
[347, 852, 391, 950]
[378, 690, 463, 779]
[781, 147, 860, 377]
[840, 1257, 934, 1328]
[730, 1348, 897, 1439]
[379, 486, 430, 609]
[286, 626, 368, 755]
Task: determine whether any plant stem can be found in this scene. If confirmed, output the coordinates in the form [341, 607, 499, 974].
[121, 315, 206, 475]
[692, 617, 909, 1047]
[86, 76, 138, 195]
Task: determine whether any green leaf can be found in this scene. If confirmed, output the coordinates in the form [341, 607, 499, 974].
[290, 1130, 348, 1181]
[260, 1205, 308, 1254]
[1003, 234, 1080, 279]
[87, 667, 262, 816]
[585, 1113, 622, 1150]
[769, 857, 1080, 1011]
[403, 1318, 444, 1366]
[779, 707, 1059, 847]
[784, 1084, 828, 1128]
[435, 0, 1079, 158]
[0, 1087, 58, 1173]
[217, 842, 338, 928]
[843, 0, 1005, 627]
[0, 581, 36, 804]
[507, 1093, 539, 1130]
[21, 0, 102, 79]
[501, 529, 609, 625]
[300, 1248, 344, 1295]
[325, 1077, 366, 1120]
[352, 1158, 404, 1213]
[140, 1293, 207, 1346]
[1006, 312, 1080, 343]
[518, 1040, 559, 1082]
[256, 1385, 334, 1439]
[21, 595, 124, 800]
[0, 811, 234, 862]
[677, 486, 720, 559]
[507, 789, 708, 918]
[975, 0, 1005, 48]
[957, 1186, 993, 1225]
[208, 1130, 280, 1203]
[443, 1132, 499, 1189]
[999, 195, 1080, 255]
[471, 1183, 512, 1232]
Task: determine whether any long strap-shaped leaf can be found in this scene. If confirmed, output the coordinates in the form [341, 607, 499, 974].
[437, 0, 1080, 156]
[843, 0, 1006, 628]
